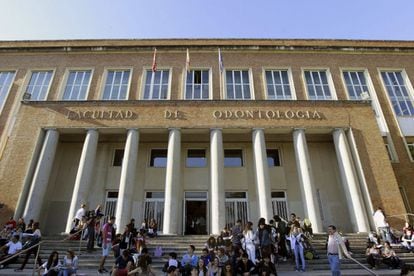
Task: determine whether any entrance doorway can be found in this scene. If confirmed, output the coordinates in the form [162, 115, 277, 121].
[184, 192, 208, 235]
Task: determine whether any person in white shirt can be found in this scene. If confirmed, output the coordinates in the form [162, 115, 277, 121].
[327, 225, 350, 276]
[242, 221, 256, 263]
[0, 235, 22, 268]
[373, 207, 392, 244]
[74, 204, 86, 227]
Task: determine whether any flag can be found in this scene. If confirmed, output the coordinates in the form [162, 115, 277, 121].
[152, 48, 157, 72]
[185, 48, 190, 73]
[218, 48, 224, 73]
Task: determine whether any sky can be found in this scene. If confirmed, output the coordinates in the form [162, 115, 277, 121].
[1, 0, 413, 41]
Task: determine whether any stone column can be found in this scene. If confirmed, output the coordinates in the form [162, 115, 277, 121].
[115, 129, 139, 232]
[23, 128, 59, 221]
[162, 128, 181, 234]
[210, 128, 226, 235]
[65, 129, 99, 233]
[292, 128, 323, 233]
[333, 128, 369, 232]
[252, 128, 272, 221]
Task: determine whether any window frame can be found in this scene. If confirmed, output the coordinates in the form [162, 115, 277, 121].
[378, 68, 414, 117]
[112, 148, 125, 167]
[183, 68, 212, 100]
[302, 68, 337, 100]
[404, 137, 414, 162]
[262, 67, 296, 100]
[224, 148, 245, 167]
[266, 148, 282, 167]
[141, 67, 172, 100]
[59, 68, 94, 101]
[100, 67, 133, 100]
[223, 68, 255, 100]
[340, 69, 372, 100]
[149, 148, 168, 168]
[0, 70, 17, 115]
[185, 148, 208, 168]
[24, 69, 56, 101]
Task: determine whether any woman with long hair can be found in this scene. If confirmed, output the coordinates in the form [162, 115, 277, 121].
[243, 221, 256, 263]
[39, 251, 61, 276]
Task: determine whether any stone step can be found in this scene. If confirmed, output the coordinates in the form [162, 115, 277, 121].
[5, 234, 412, 276]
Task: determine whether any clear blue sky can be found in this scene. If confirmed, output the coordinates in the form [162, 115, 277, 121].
[1, 0, 413, 41]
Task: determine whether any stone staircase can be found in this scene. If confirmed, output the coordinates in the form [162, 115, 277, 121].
[1, 233, 413, 275]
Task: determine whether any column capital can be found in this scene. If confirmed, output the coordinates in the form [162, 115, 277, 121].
[168, 127, 181, 131]
[252, 128, 265, 132]
[44, 127, 58, 131]
[332, 127, 349, 133]
[85, 128, 98, 132]
[210, 128, 223, 131]
[126, 128, 139, 132]
[292, 127, 306, 132]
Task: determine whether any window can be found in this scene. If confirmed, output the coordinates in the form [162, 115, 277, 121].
[150, 149, 168, 167]
[26, 70, 53, 100]
[304, 70, 333, 100]
[0, 71, 15, 113]
[224, 149, 243, 167]
[384, 144, 394, 161]
[112, 149, 124, 167]
[381, 71, 414, 116]
[265, 70, 292, 100]
[407, 141, 414, 161]
[267, 149, 281, 166]
[343, 71, 369, 100]
[63, 70, 92, 100]
[271, 191, 288, 221]
[185, 70, 209, 99]
[186, 149, 207, 167]
[225, 70, 251, 99]
[102, 69, 130, 100]
[144, 70, 170, 100]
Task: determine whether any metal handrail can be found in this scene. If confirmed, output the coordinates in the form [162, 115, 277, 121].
[0, 227, 85, 267]
[347, 256, 378, 276]
[0, 239, 43, 266]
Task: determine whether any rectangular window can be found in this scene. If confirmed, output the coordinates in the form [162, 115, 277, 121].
[343, 71, 369, 100]
[102, 69, 130, 100]
[112, 149, 124, 167]
[144, 70, 170, 100]
[265, 70, 292, 100]
[185, 70, 209, 99]
[407, 141, 414, 161]
[150, 149, 168, 167]
[186, 149, 207, 167]
[63, 70, 92, 100]
[225, 70, 251, 99]
[224, 149, 243, 167]
[267, 149, 281, 166]
[381, 71, 414, 116]
[0, 71, 16, 113]
[26, 70, 53, 100]
[304, 70, 332, 100]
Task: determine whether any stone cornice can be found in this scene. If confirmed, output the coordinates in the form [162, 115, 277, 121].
[1, 38, 414, 53]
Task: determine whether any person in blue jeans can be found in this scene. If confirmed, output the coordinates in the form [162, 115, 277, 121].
[287, 226, 306, 272]
[327, 225, 351, 276]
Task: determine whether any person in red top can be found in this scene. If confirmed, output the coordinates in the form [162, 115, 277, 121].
[98, 216, 115, 274]
[5, 217, 16, 230]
